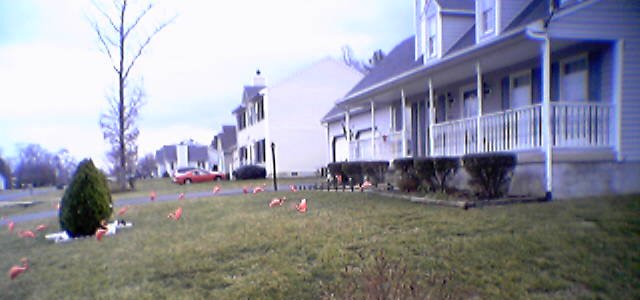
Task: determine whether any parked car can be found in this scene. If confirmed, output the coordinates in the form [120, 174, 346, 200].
[173, 168, 225, 185]
[173, 167, 197, 178]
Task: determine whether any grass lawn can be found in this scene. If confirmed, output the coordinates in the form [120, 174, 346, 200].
[0, 177, 323, 217]
[1, 191, 638, 299]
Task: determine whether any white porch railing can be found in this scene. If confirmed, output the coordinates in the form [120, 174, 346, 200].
[552, 102, 612, 147]
[432, 117, 478, 157]
[350, 132, 402, 161]
[432, 102, 612, 156]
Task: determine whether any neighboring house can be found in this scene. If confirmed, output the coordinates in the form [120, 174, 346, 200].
[155, 140, 216, 177]
[323, 0, 640, 199]
[212, 125, 237, 176]
[232, 58, 363, 177]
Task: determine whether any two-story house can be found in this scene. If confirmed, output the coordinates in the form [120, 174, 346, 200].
[155, 140, 217, 177]
[212, 125, 237, 176]
[232, 58, 363, 177]
[323, 0, 640, 199]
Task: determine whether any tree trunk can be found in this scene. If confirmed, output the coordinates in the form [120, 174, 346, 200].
[118, 2, 127, 191]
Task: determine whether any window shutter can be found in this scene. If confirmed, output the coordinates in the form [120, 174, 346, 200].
[551, 62, 560, 102]
[436, 95, 446, 123]
[501, 76, 510, 110]
[531, 68, 542, 103]
[589, 51, 602, 102]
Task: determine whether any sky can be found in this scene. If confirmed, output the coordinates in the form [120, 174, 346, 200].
[0, 0, 413, 170]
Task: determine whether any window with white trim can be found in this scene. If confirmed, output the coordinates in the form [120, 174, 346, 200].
[480, 0, 495, 35]
[561, 55, 588, 102]
[427, 15, 437, 58]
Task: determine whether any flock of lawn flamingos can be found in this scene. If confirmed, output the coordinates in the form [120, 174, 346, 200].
[4, 180, 372, 281]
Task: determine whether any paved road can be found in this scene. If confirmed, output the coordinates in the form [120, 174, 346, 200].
[0, 184, 311, 226]
[0, 187, 56, 202]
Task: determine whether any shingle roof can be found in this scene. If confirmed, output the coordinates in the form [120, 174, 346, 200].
[188, 145, 208, 161]
[437, 0, 474, 11]
[155, 145, 177, 163]
[446, 24, 476, 55]
[345, 36, 422, 99]
[504, 0, 550, 31]
[321, 105, 345, 123]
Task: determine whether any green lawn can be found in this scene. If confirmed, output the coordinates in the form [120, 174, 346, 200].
[0, 177, 323, 216]
[1, 192, 638, 299]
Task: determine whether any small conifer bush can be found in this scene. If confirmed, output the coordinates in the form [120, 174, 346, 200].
[59, 159, 113, 237]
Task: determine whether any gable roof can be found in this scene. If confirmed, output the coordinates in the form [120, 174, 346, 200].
[242, 85, 265, 102]
[219, 125, 236, 153]
[437, 0, 474, 11]
[345, 36, 422, 99]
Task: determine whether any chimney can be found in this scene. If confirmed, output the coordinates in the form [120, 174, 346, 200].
[253, 69, 266, 86]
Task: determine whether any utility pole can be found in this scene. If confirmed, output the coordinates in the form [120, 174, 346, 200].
[271, 142, 277, 191]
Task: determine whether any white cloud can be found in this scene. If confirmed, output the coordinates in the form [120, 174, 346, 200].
[0, 0, 413, 167]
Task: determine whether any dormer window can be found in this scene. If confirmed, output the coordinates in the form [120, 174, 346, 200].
[480, 0, 495, 35]
[427, 15, 437, 58]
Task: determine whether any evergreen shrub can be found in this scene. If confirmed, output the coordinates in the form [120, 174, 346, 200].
[59, 159, 113, 237]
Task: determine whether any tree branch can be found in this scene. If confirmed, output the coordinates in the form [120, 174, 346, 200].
[123, 15, 176, 81]
[124, 3, 153, 39]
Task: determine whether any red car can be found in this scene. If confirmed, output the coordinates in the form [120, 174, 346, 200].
[173, 168, 225, 185]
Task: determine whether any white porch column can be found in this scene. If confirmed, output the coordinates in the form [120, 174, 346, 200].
[428, 79, 435, 156]
[476, 62, 483, 153]
[542, 37, 553, 200]
[345, 107, 351, 161]
[401, 89, 408, 157]
[614, 39, 624, 161]
[370, 100, 376, 160]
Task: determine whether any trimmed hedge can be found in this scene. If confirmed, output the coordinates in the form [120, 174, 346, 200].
[412, 157, 459, 192]
[327, 161, 389, 186]
[233, 165, 267, 180]
[462, 152, 516, 199]
[341, 162, 363, 185]
[393, 158, 418, 192]
[361, 161, 389, 185]
[59, 159, 113, 237]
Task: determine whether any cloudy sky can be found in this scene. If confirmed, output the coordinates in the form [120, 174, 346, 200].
[0, 0, 413, 169]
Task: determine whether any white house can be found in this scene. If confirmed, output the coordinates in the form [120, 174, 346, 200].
[155, 140, 217, 177]
[323, 0, 640, 199]
[232, 57, 363, 177]
[212, 125, 236, 176]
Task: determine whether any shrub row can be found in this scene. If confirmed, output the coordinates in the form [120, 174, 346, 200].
[393, 152, 517, 199]
[327, 161, 389, 186]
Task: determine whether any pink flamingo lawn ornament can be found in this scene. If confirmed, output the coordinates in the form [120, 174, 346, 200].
[167, 207, 183, 221]
[296, 198, 307, 213]
[8, 258, 28, 280]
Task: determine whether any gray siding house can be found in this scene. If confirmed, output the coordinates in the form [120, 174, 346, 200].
[323, 0, 640, 199]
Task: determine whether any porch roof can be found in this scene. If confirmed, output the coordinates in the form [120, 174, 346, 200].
[338, 0, 553, 109]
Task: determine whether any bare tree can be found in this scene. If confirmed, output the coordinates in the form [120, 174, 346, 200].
[90, 0, 175, 191]
[341, 45, 385, 74]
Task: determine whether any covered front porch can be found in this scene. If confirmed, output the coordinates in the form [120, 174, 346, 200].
[342, 32, 620, 163]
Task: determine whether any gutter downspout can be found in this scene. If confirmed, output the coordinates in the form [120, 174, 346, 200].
[526, 26, 553, 201]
